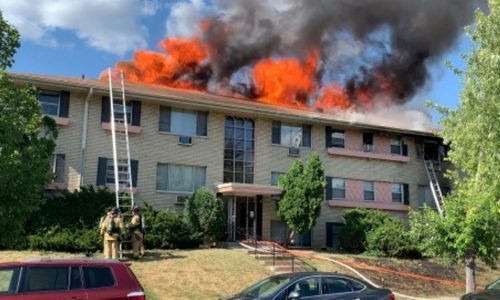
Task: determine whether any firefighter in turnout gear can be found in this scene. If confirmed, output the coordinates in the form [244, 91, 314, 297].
[127, 206, 145, 259]
[100, 207, 124, 259]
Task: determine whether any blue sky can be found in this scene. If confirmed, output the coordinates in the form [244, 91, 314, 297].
[2, 0, 471, 124]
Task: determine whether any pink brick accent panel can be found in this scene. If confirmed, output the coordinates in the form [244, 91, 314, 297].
[373, 134, 390, 154]
[327, 147, 409, 162]
[101, 122, 142, 134]
[328, 179, 409, 211]
[345, 129, 363, 151]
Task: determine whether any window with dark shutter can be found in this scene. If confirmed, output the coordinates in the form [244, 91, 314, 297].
[325, 176, 333, 200]
[96, 157, 108, 186]
[325, 126, 333, 148]
[131, 101, 141, 126]
[59, 91, 70, 118]
[196, 111, 208, 136]
[159, 106, 171, 132]
[331, 130, 345, 148]
[131, 159, 139, 187]
[363, 132, 373, 152]
[301, 124, 311, 148]
[101, 97, 110, 123]
[271, 121, 281, 145]
[403, 183, 410, 205]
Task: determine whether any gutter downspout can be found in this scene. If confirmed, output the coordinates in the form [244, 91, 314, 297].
[79, 87, 93, 187]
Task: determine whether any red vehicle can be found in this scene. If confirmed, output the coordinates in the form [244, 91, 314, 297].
[0, 258, 145, 300]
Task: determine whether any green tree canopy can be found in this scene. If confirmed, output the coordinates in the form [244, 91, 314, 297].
[0, 11, 58, 248]
[184, 187, 225, 241]
[277, 153, 326, 236]
[411, 1, 500, 293]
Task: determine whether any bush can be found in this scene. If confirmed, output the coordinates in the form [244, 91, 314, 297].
[340, 208, 393, 253]
[340, 208, 421, 259]
[365, 219, 422, 259]
[184, 187, 225, 241]
[28, 226, 101, 252]
[142, 203, 200, 249]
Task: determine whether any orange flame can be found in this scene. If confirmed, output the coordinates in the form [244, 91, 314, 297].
[315, 85, 353, 111]
[104, 37, 208, 90]
[252, 49, 319, 107]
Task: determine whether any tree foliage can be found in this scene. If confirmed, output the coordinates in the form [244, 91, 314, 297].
[0, 13, 58, 248]
[184, 187, 225, 241]
[277, 153, 326, 235]
[411, 1, 500, 292]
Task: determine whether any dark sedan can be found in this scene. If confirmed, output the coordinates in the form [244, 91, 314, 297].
[227, 272, 394, 300]
[461, 278, 500, 300]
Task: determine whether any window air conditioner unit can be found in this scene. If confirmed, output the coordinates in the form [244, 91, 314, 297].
[363, 144, 374, 152]
[175, 195, 189, 205]
[178, 136, 192, 145]
[288, 147, 300, 157]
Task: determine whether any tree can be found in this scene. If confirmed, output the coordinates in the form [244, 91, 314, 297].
[184, 187, 225, 242]
[0, 11, 58, 248]
[411, 1, 500, 293]
[277, 153, 326, 241]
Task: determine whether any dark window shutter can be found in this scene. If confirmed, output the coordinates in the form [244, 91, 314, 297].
[301, 124, 311, 148]
[196, 111, 208, 136]
[272, 121, 281, 144]
[403, 183, 410, 205]
[325, 176, 333, 200]
[97, 157, 108, 186]
[101, 97, 110, 123]
[59, 91, 70, 118]
[131, 159, 139, 187]
[402, 142, 408, 156]
[131, 101, 141, 126]
[159, 106, 171, 132]
[325, 126, 332, 148]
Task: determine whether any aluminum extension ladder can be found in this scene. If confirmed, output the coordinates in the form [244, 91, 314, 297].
[424, 160, 444, 216]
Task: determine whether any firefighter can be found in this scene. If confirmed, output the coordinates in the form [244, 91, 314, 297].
[127, 206, 145, 259]
[100, 207, 124, 259]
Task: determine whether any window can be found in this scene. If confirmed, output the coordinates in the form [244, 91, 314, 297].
[97, 157, 138, 188]
[363, 132, 373, 152]
[321, 277, 353, 294]
[331, 130, 345, 148]
[224, 117, 254, 183]
[158, 106, 208, 137]
[22, 266, 69, 292]
[271, 172, 284, 186]
[69, 266, 82, 290]
[363, 181, 374, 201]
[393, 183, 410, 204]
[418, 185, 436, 208]
[288, 278, 320, 298]
[390, 137, 402, 155]
[82, 267, 115, 289]
[113, 101, 132, 123]
[332, 178, 346, 199]
[38, 91, 60, 116]
[156, 163, 206, 192]
[0, 267, 20, 294]
[272, 121, 311, 148]
[52, 154, 65, 183]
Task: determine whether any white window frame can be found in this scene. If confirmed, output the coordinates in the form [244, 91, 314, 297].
[363, 181, 374, 201]
[156, 163, 206, 193]
[332, 178, 346, 199]
[331, 130, 345, 148]
[105, 158, 129, 184]
[113, 101, 132, 124]
[390, 137, 402, 155]
[391, 183, 403, 203]
[280, 123, 303, 148]
[39, 91, 60, 116]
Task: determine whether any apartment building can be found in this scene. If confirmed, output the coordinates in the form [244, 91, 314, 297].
[11, 72, 448, 249]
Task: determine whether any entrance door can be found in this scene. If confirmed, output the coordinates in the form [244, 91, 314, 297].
[326, 223, 344, 250]
[236, 197, 256, 240]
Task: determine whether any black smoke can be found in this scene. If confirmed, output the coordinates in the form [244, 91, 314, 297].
[202, 0, 487, 105]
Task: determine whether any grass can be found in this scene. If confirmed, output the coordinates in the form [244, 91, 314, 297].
[0, 249, 272, 300]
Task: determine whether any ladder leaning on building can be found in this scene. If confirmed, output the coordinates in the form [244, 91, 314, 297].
[424, 159, 444, 216]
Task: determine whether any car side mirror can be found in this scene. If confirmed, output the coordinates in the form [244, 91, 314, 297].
[288, 291, 300, 300]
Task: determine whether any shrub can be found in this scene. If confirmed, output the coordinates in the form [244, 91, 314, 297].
[340, 208, 393, 253]
[365, 219, 422, 259]
[184, 187, 225, 241]
[28, 226, 101, 252]
[142, 203, 200, 249]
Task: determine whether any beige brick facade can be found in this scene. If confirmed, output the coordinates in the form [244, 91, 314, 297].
[16, 73, 445, 249]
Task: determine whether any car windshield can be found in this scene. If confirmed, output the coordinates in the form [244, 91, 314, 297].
[487, 279, 500, 290]
[238, 276, 293, 298]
